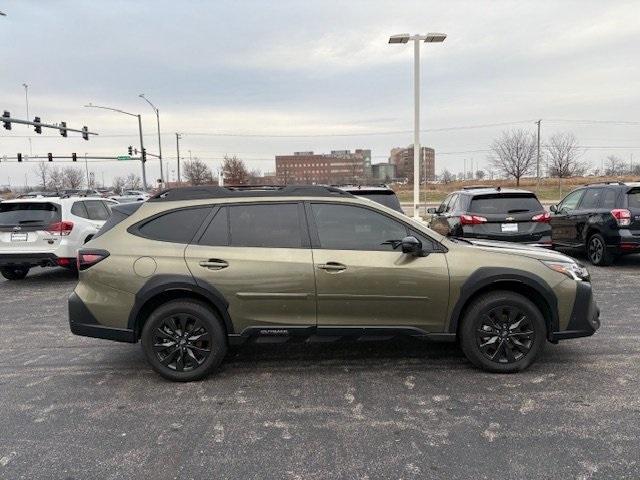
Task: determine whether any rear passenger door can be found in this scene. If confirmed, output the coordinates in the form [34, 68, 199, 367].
[184, 203, 317, 333]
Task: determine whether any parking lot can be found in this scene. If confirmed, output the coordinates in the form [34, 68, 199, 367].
[0, 255, 639, 479]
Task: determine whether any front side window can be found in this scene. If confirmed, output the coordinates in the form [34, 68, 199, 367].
[311, 203, 408, 251]
[136, 207, 211, 243]
[558, 189, 584, 212]
[445, 194, 459, 213]
[229, 203, 302, 248]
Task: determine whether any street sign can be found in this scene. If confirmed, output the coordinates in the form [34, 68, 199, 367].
[117, 155, 132, 161]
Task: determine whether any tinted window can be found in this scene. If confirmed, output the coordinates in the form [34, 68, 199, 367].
[627, 189, 640, 209]
[229, 204, 302, 248]
[137, 207, 210, 243]
[354, 192, 403, 212]
[437, 194, 452, 213]
[311, 203, 408, 251]
[446, 194, 459, 212]
[0, 202, 60, 226]
[94, 202, 143, 239]
[558, 189, 584, 212]
[71, 201, 89, 218]
[602, 189, 618, 209]
[579, 189, 602, 209]
[199, 207, 229, 246]
[470, 194, 543, 214]
[84, 200, 110, 220]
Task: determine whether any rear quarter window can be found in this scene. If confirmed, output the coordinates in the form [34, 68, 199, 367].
[134, 207, 211, 243]
[469, 194, 542, 214]
[627, 189, 640, 209]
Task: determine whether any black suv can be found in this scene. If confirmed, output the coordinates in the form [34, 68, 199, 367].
[550, 182, 640, 265]
[333, 185, 404, 213]
[427, 187, 551, 246]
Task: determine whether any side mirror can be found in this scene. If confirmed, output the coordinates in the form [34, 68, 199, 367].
[426, 207, 437, 214]
[401, 236, 423, 255]
[550, 204, 557, 213]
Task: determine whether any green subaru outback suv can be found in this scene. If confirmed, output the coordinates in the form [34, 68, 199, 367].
[69, 185, 600, 381]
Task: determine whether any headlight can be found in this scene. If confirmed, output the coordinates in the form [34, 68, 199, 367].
[541, 260, 590, 281]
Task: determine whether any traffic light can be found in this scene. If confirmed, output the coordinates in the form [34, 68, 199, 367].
[82, 126, 89, 141]
[72, 152, 77, 162]
[127, 146, 133, 156]
[34, 117, 42, 134]
[59, 122, 67, 137]
[17, 153, 22, 162]
[2, 111, 10, 130]
[48, 153, 53, 162]
[142, 148, 147, 163]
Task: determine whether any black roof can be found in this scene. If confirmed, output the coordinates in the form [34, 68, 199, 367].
[149, 185, 355, 202]
[455, 186, 536, 197]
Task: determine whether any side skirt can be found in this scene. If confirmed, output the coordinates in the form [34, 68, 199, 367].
[228, 325, 456, 346]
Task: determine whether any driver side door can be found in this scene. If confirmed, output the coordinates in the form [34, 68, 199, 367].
[308, 202, 450, 332]
[550, 189, 585, 246]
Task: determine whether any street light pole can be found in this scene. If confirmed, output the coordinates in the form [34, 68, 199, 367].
[175, 133, 182, 184]
[23, 83, 32, 156]
[389, 32, 446, 220]
[84, 103, 148, 190]
[139, 94, 163, 185]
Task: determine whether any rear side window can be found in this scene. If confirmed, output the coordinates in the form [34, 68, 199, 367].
[94, 202, 143, 239]
[469, 194, 542, 214]
[354, 192, 403, 212]
[198, 207, 229, 246]
[71, 202, 89, 218]
[627, 189, 640, 209]
[229, 203, 302, 248]
[602, 189, 619, 209]
[84, 200, 110, 221]
[0, 202, 60, 227]
[578, 189, 602, 209]
[136, 207, 211, 243]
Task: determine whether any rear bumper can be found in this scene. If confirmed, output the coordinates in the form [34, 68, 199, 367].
[68, 292, 135, 343]
[550, 282, 600, 341]
[0, 252, 59, 268]
[463, 230, 552, 246]
[609, 234, 640, 254]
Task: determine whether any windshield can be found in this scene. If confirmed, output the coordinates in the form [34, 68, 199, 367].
[355, 192, 403, 213]
[0, 202, 60, 226]
[469, 194, 543, 214]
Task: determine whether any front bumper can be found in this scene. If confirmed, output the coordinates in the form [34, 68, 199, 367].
[550, 282, 600, 341]
[68, 292, 135, 343]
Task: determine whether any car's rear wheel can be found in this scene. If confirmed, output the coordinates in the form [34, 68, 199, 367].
[0, 266, 30, 280]
[459, 291, 546, 373]
[587, 233, 614, 266]
[141, 300, 227, 382]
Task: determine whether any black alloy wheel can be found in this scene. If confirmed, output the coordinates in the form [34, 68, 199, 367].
[587, 233, 613, 266]
[153, 314, 211, 372]
[0, 266, 30, 280]
[475, 306, 534, 364]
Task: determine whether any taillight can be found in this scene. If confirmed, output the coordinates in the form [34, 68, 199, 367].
[46, 221, 74, 236]
[532, 211, 551, 223]
[77, 250, 110, 271]
[611, 209, 631, 227]
[460, 214, 487, 225]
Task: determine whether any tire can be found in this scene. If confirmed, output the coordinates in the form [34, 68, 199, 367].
[586, 233, 614, 266]
[459, 291, 546, 373]
[141, 300, 227, 382]
[1, 266, 30, 280]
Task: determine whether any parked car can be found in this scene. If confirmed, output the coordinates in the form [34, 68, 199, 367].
[69, 185, 599, 381]
[550, 182, 640, 265]
[17, 191, 59, 199]
[109, 190, 150, 203]
[60, 189, 103, 198]
[427, 186, 551, 246]
[333, 185, 404, 213]
[0, 196, 117, 280]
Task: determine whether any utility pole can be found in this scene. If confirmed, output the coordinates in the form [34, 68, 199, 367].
[175, 133, 182, 184]
[84, 153, 89, 187]
[536, 119, 542, 191]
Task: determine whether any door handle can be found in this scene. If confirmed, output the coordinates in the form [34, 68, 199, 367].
[198, 259, 229, 270]
[317, 262, 346, 272]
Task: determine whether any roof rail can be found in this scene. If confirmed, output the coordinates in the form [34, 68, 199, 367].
[462, 185, 496, 190]
[148, 185, 355, 202]
[584, 181, 626, 186]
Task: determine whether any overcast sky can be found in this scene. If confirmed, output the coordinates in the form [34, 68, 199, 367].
[1, 0, 639, 187]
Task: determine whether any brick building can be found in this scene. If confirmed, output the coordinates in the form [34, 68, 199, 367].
[389, 145, 435, 182]
[275, 149, 371, 185]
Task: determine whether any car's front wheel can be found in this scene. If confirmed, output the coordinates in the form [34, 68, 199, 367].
[141, 300, 227, 382]
[459, 291, 546, 373]
[0, 266, 30, 280]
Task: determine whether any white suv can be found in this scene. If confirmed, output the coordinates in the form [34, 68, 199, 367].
[0, 196, 117, 280]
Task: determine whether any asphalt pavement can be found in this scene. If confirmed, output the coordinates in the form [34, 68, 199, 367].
[1, 255, 639, 479]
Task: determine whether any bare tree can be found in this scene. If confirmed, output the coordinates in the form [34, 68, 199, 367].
[183, 158, 213, 186]
[441, 169, 454, 184]
[112, 176, 126, 194]
[605, 155, 626, 176]
[63, 167, 85, 189]
[222, 155, 249, 185]
[124, 173, 142, 190]
[47, 166, 65, 192]
[488, 129, 537, 186]
[248, 168, 262, 185]
[545, 132, 587, 181]
[475, 169, 486, 180]
[33, 162, 50, 189]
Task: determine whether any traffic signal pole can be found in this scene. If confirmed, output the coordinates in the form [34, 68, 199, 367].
[137, 114, 147, 190]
